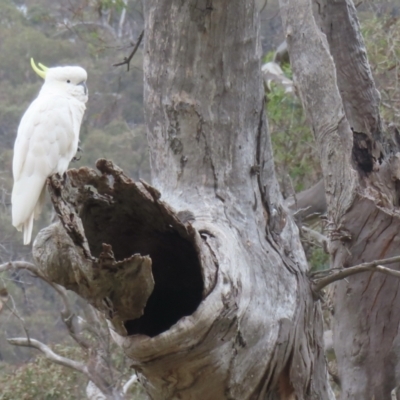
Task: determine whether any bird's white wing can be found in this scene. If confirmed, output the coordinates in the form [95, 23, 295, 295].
[12, 95, 79, 241]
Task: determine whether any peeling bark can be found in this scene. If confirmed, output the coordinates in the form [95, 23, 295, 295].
[33, 1, 334, 399]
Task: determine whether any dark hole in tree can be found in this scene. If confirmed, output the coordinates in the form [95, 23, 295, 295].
[352, 131, 381, 173]
[81, 200, 204, 337]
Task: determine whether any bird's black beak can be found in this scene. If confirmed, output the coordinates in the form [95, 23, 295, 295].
[78, 81, 88, 95]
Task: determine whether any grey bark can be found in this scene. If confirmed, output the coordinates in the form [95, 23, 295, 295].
[285, 179, 327, 222]
[282, 0, 400, 397]
[33, 1, 333, 399]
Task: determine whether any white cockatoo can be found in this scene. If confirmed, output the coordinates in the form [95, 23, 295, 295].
[12, 59, 88, 245]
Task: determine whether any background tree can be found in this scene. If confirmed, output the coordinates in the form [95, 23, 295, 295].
[281, 0, 400, 397]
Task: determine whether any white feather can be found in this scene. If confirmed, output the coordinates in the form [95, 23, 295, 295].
[12, 64, 88, 245]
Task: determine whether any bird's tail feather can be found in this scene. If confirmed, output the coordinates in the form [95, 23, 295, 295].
[23, 213, 34, 245]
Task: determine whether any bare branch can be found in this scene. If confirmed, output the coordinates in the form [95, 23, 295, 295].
[122, 373, 138, 394]
[311, 255, 400, 292]
[0, 261, 37, 274]
[285, 180, 327, 222]
[7, 337, 89, 376]
[260, 0, 268, 13]
[0, 261, 92, 349]
[113, 30, 144, 71]
[55, 285, 93, 350]
[301, 226, 328, 247]
[3, 294, 31, 341]
[0, 268, 32, 340]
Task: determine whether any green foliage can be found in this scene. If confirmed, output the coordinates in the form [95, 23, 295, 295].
[361, 15, 400, 126]
[78, 122, 150, 180]
[100, 0, 127, 13]
[308, 246, 330, 271]
[0, 346, 86, 400]
[262, 50, 275, 64]
[0, 340, 147, 399]
[266, 75, 321, 195]
[266, 63, 326, 271]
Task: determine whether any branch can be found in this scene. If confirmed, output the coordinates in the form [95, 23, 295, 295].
[122, 373, 138, 394]
[0, 261, 92, 349]
[113, 30, 144, 71]
[55, 285, 92, 350]
[0, 261, 37, 274]
[311, 255, 400, 292]
[0, 262, 39, 339]
[1, 260, 121, 397]
[7, 337, 89, 376]
[285, 179, 327, 222]
[301, 226, 328, 246]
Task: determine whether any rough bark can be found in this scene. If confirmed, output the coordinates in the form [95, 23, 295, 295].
[282, 0, 400, 397]
[316, 0, 382, 142]
[33, 1, 334, 399]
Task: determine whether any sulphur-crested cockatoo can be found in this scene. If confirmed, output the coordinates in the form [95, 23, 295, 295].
[12, 58, 88, 245]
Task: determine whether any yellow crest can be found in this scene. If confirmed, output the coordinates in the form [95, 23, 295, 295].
[30, 58, 48, 79]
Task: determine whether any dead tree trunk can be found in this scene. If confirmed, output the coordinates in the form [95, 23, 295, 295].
[281, 0, 400, 397]
[33, 1, 333, 399]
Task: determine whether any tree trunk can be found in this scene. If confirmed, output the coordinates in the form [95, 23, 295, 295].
[33, 1, 333, 399]
[281, 0, 400, 397]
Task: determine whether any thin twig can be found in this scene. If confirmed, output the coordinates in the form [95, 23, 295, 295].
[4, 295, 30, 341]
[311, 255, 400, 292]
[55, 285, 92, 350]
[2, 262, 122, 397]
[113, 30, 144, 71]
[1, 261, 92, 349]
[7, 337, 89, 376]
[260, 0, 268, 12]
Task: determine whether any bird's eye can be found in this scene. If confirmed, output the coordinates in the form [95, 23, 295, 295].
[67, 80, 71, 83]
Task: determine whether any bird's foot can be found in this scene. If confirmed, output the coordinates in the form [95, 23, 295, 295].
[72, 146, 83, 162]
